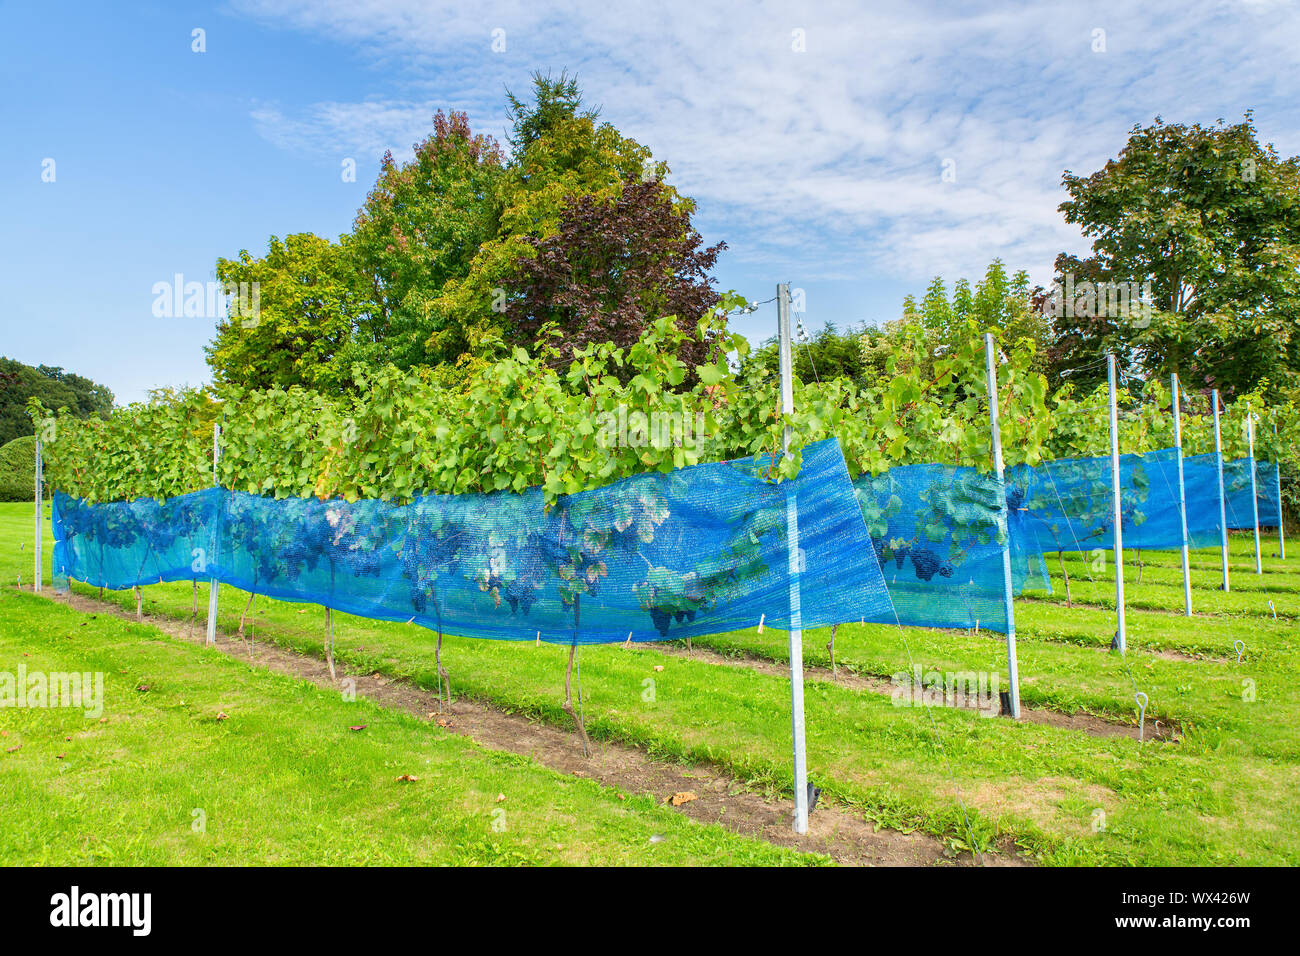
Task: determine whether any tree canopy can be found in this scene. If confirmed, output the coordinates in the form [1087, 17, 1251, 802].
[207, 74, 723, 390]
[0, 357, 114, 445]
[1050, 113, 1300, 399]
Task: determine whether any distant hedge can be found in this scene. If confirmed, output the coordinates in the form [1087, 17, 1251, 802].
[0, 435, 36, 502]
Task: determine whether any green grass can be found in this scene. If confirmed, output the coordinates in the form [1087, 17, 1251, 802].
[0, 573, 814, 866]
[4, 501, 1298, 865]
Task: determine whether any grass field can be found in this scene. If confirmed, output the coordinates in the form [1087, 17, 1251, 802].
[2, 500, 1296, 865]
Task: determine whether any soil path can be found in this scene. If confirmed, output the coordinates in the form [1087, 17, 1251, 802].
[35, 587, 1030, 867]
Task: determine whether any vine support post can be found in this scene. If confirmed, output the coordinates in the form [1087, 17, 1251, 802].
[324, 607, 336, 682]
[1247, 404, 1262, 575]
[33, 435, 42, 594]
[777, 281, 809, 835]
[563, 596, 589, 755]
[205, 423, 221, 646]
[983, 333, 1020, 719]
[1275, 422, 1285, 561]
[1107, 354, 1127, 654]
[1212, 391, 1230, 593]
[1170, 374, 1193, 616]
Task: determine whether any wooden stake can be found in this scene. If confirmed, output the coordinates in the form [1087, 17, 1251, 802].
[238, 590, 255, 643]
[324, 607, 337, 682]
[435, 604, 450, 713]
[563, 642, 590, 757]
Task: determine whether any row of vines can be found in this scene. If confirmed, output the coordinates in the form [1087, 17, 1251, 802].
[28, 295, 1298, 509]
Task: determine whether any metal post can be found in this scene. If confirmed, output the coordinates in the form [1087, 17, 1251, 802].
[1107, 355, 1127, 654]
[1247, 405, 1262, 575]
[34, 437, 43, 594]
[983, 333, 1020, 719]
[205, 423, 221, 646]
[1212, 390, 1230, 593]
[1275, 422, 1285, 561]
[777, 282, 809, 835]
[1170, 374, 1192, 616]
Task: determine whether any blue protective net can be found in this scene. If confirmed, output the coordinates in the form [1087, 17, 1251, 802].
[1007, 451, 1281, 557]
[52, 437, 896, 644]
[850, 464, 1046, 632]
[1224, 457, 1282, 529]
[48, 435, 1285, 643]
[1009, 449, 1208, 553]
[848, 448, 1285, 634]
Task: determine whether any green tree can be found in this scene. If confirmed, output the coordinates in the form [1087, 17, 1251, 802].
[867, 260, 1049, 381]
[445, 73, 663, 360]
[207, 233, 375, 392]
[207, 74, 723, 386]
[348, 109, 508, 370]
[504, 174, 724, 371]
[504, 69, 591, 153]
[1054, 113, 1300, 397]
[749, 322, 879, 387]
[0, 435, 37, 502]
[0, 357, 114, 444]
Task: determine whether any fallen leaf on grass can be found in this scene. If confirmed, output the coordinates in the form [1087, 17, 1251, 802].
[136, 685, 149, 693]
[215, 712, 229, 721]
[396, 774, 419, 782]
[668, 791, 698, 807]
[348, 724, 367, 732]
[5, 745, 19, 753]
[653, 665, 664, 672]
[495, 793, 505, 803]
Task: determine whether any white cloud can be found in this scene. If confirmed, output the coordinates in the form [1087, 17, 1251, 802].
[233, 0, 1300, 288]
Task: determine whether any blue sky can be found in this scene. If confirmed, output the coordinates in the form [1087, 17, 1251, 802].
[3, 0, 1298, 403]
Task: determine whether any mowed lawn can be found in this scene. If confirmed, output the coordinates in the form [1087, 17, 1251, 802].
[0, 507, 813, 865]
[2, 500, 1298, 865]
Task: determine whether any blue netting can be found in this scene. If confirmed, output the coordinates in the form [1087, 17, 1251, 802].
[52, 437, 896, 644]
[48, 436, 1286, 643]
[848, 448, 1285, 635]
[1006, 451, 1280, 557]
[1009, 449, 1213, 553]
[851, 464, 1046, 633]
[1224, 457, 1282, 529]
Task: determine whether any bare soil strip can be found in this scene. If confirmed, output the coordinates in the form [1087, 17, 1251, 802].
[657, 643, 1179, 742]
[32, 586, 1028, 867]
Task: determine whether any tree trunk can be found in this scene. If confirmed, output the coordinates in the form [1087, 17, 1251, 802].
[134, 586, 142, 622]
[827, 624, 837, 677]
[434, 603, 450, 714]
[324, 607, 337, 683]
[563, 596, 590, 756]
[238, 591, 254, 639]
[325, 564, 337, 681]
[1058, 551, 1071, 606]
[563, 641, 590, 757]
